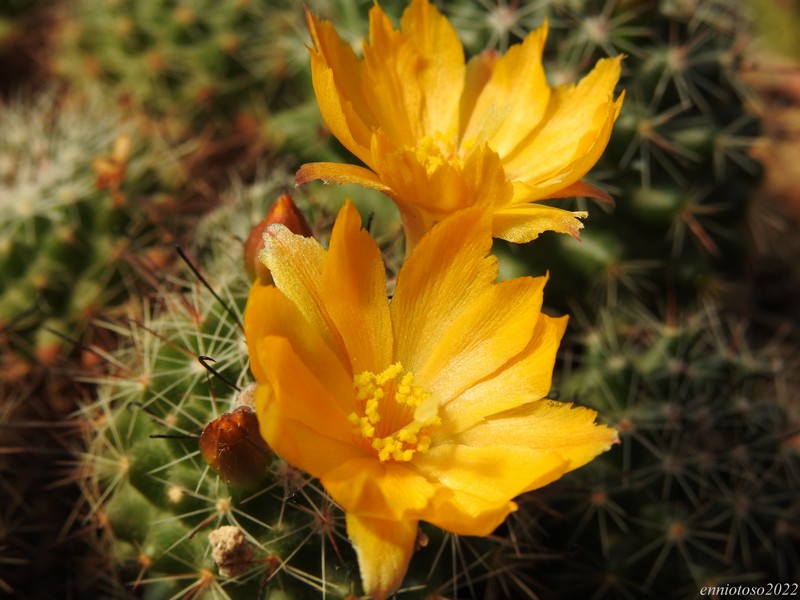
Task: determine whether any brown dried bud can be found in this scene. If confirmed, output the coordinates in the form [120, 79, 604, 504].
[198, 405, 272, 489]
[244, 193, 313, 284]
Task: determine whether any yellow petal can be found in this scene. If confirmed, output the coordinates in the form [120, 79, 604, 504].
[462, 144, 515, 209]
[261, 201, 391, 370]
[439, 313, 568, 436]
[396, 202, 439, 253]
[390, 207, 496, 375]
[346, 514, 418, 600]
[414, 443, 569, 535]
[458, 49, 498, 143]
[539, 179, 615, 205]
[307, 10, 374, 164]
[243, 281, 276, 383]
[260, 221, 338, 351]
[492, 202, 588, 242]
[426, 486, 516, 536]
[398, 0, 465, 137]
[503, 56, 623, 187]
[255, 379, 363, 479]
[362, 0, 464, 144]
[370, 131, 472, 216]
[295, 161, 389, 191]
[370, 135, 512, 218]
[322, 458, 435, 520]
[255, 336, 354, 446]
[461, 24, 550, 157]
[321, 200, 393, 373]
[454, 400, 619, 487]
[419, 275, 546, 403]
[244, 283, 352, 404]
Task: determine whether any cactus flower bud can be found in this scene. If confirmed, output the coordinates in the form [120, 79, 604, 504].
[244, 193, 312, 284]
[198, 405, 272, 489]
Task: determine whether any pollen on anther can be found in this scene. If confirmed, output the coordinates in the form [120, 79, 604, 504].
[348, 363, 439, 463]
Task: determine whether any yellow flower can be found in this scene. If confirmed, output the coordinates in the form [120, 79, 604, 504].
[245, 200, 618, 599]
[297, 0, 624, 249]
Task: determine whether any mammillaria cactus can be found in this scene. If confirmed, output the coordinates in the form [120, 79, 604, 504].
[53, 0, 403, 164]
[0, 88, 182, 368]
[519, 301, 800, 598]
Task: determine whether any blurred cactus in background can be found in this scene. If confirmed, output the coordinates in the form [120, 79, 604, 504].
[0, 0, 52, 96]
[517, 300, 800, 597]
[0, 88, 183, 370]
[53, 0, 406, 164]
[55, 0, 281, 125]
[0, 0, 43, 45]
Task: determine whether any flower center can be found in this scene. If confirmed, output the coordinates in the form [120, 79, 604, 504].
[348, 363, 440, 463]
[413, 133, 460, 173]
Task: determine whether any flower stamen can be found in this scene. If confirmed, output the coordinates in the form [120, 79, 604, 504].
[349, 363, 440, 462]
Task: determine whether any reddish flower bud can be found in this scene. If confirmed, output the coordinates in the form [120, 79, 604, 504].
[244, 193, 312, 284]
[198, 405, 272, 489]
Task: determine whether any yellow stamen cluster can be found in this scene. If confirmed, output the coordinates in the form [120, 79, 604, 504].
[348, 363, 440, 462]
[413, 134, 459, 172]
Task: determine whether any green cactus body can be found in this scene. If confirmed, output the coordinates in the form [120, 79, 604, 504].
[520, 303, 800, 598]
[0, 89, 181, 366]
[54, 0, 402, 164]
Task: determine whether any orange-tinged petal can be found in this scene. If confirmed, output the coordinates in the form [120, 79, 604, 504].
[361, 0, 464, 144]
[255, 381, 363, 479]
[244, 283, 352, 404]
[462, 144, 515, 209]
[398, 0, 465, 137]
[419, 276, 546, 403]
[243, 281, 276, 383]
[255, 336, 354, 444]
[540, 179, 615, 205]
[413, 443, 569, 535]
[260, 222, 340, 352]
[295, 161, 389, 191]
[322, 458, 435, 520]
[390, 207, 496, 375]
[454, 400, 619, 485]
[531, 90, 624, 195]
[321, 201, 393, 373]
[362, 6, 420, 146]
[307, 10, 375, 163]
[369, 135, 514, 227]
[492, 202, 588, 242]
[426, 487, 516, 536]
[458, 49, 498, 144]
[370, 131, 471, 215]
[503, 56, 623, 184]
[439, 313, 568, 436]
[512, 93, 624, 203]
[345, 514, 418, 600]
[462, 24, 550, 156]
